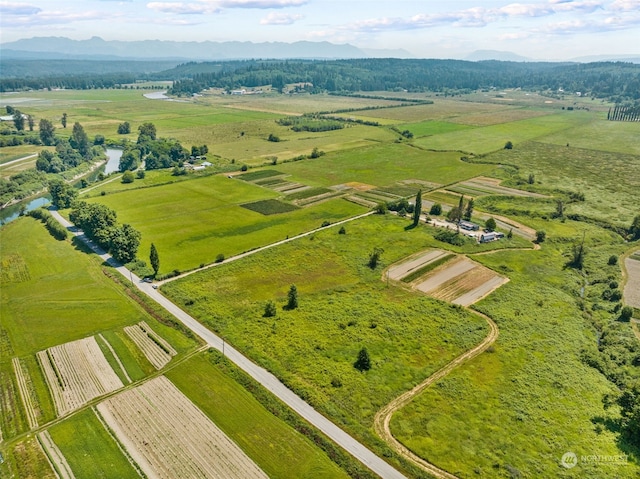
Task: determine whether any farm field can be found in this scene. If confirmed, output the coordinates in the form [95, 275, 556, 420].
[2, 86, 639, 479]
[166, 352, 351, 479]
[624, 255, 640, 308]
[123, 321, 177, 369]
[37, 336, 123, 416]
[97, 376, 269, 479]
[87, 173, 367, 273]
[415, 112, 592, 154]
[273, 142, 496, 188]
[411, 256, 508, 306]
[47, 408, 141, 479]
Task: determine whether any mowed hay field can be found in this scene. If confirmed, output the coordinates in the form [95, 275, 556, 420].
[87, 174, 367, 273]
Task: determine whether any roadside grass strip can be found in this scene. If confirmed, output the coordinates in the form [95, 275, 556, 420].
[123, 321, 177, 370]
[38, 430, 76, 479]
[96, 376, 269, 479]
[624, 256, 640, 308]
[12, 357, 38, 429]
[36, 336, 123, 416]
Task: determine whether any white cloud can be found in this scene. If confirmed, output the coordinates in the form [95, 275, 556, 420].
[219, 0, 307, 8]
[610, 0, 640, 10]
[0, 2, 42, 15]
[147, 2, 221, 14]
[260, 12, 303, 25]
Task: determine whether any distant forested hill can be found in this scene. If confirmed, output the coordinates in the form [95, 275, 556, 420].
[165, 59, 640, 102]
[1, 58, 638, 103]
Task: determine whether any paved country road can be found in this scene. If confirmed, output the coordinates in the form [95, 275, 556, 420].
[50, 209, 407, 479]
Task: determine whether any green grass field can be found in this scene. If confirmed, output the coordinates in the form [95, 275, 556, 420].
[88, 173, 367, 273]
[478, 141, 640, 224]
[48, 409, 140, 479]
[415, 112, 591, 154]
[0, 217, 145, 356]
[163, 215, 490, 457]
[402, 120, 472, 137]
[391, 238, 637, 478]
[274, 143, 496, 188]
[167, 353, 350, 479]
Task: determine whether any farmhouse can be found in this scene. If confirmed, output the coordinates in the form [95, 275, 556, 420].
[459, 220, 480, 231]
[479, 232, 505, 243]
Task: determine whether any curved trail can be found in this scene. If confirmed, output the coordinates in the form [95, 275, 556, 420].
[374, 307, 499, 479]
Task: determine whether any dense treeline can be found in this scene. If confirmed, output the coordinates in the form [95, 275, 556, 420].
[0, 73, 139, 92]
[167, 59, 640, 102]
[3, 58, 638, 103]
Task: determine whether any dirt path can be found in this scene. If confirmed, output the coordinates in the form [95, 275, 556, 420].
[0, 153, 37, 168]
[373, 309, 499, 479]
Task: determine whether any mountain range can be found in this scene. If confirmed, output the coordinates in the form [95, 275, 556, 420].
[1, 36, 413, 61]
[1, 37, 638, 64]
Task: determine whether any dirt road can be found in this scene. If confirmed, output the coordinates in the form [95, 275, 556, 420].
[373, 310, 499, 479]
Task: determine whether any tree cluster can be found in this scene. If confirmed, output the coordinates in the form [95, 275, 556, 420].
[69, 201, 141, 263]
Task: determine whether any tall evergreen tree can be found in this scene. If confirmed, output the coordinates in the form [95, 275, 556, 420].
[286, 284, 298, 310]
[61, 112, 67, 128]
[150, 243, 160, 276]
[463, 198, 474, 221]
[354, 347, 371, 372]
[412, 189, 422, 227]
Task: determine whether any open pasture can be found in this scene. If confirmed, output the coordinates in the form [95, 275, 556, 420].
[0, 217, 145, 357]
[273, 143, 496, 188]
[415, 112, 591, 154]
[167, 352, 350, 479]
[624, 256, 640, 308]
[97, 375, 269, 479]
[402, 120, 472, 137]
[481, 141, 640, 224]
[37, 336, 123, 416]
[163, 214, 489, 452]
[89, 173, 366, 273]
[539, 118, 640, 155]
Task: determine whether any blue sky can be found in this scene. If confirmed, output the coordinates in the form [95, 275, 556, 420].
[1, 0, 638, 59]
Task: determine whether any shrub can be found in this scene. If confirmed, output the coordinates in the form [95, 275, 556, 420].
[136, 170, 145, 179]
[121, 171, 134, 183]
[535, 230, 546, 243]
[429, 203, 442, 215]
[338, 226, 346, 234]
[504, 141, 513, 149]
[264, 300, 277, 318]
[434, 229, 466, 246]
[608, 255, 618, 265]
[215, 253, 225, 263]
[619, 306, 634, 321]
